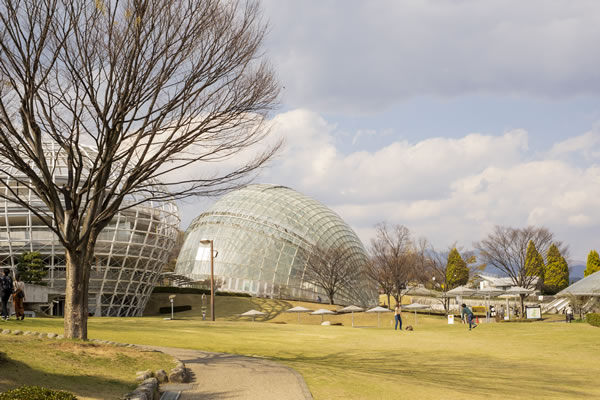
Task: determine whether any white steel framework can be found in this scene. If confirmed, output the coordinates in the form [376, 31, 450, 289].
[0, 142, 180, 316]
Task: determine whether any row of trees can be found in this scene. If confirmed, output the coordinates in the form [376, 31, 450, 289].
[302, 224, 576, 315]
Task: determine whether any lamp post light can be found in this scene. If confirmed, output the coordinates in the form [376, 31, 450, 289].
[199, 239, 216, 321]
[169, 294, 176, 320]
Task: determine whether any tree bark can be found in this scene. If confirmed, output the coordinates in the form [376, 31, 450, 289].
[64, 247, 93, 339]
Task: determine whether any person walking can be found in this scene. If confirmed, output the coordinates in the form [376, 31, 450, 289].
[565, 304, 574, 323]
[1, 268, 13, 321]
[394, 303, 402, 331]
[461, 303, 477, 330]
[11, 274, 25, 320]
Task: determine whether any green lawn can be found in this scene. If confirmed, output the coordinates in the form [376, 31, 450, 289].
[0, 334, 175, 400]
[1, 295, 599, 399]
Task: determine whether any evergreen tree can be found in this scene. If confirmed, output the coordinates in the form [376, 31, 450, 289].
[544, 244, 569, 294]
[16, 251, 47, 284]
[446, 248, 469, 289]
[584, 250, 600, 277]
[524, 240, 545, 283]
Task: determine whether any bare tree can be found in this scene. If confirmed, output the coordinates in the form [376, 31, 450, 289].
[475, 226, 568, 312]
[368, 223, 418, 307]
[303, 245, 362, 305]
[365, 256, 395, 307]
[0, 0, 279, 338]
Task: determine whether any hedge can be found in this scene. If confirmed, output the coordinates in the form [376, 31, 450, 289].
[152, 286, 251, 297]
[0, 386, 77, 400]
[586, 313, 600, 327]
[159, 305, 192, 314]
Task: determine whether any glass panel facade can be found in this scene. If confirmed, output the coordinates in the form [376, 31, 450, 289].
[0, 142, 180, 316]
[176, 184, 377, 305]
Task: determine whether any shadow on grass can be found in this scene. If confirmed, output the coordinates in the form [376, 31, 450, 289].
[0, 352, 134, 398]
[146, 294, 294, 322]
[273, 351, 594, 399]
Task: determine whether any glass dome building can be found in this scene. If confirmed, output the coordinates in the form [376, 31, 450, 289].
[176, 184, 376, 305]
[0, 142, 180, 316]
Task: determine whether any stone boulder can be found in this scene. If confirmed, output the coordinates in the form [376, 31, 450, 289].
[168, 367, 186, 383]
[136, 370, 153, 382]
[154, 369, 168, 383]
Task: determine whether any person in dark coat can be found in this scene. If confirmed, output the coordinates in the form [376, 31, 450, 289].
[1, 268, 13, 321]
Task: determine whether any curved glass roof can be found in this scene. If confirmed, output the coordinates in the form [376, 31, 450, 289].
[176, 184, 376, 305]
[558, 271, 600, 297]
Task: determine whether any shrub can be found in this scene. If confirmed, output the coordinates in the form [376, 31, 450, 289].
[0, 386, 77, 400]
[586, 313, 600, 327]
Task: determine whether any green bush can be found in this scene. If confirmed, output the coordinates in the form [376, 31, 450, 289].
[152, 286, 251, 297]
[586, 313, 600, 327]
[0, 386, 77, 400]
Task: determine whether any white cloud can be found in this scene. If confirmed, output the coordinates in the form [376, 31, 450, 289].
[258, 109, 600, 260]
[263, 0, 600, 112]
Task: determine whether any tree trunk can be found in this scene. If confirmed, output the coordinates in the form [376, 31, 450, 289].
[64, 248, 93, 339]
[444, 297, 450, 316]
[386, 294, 391, 308]
[520, 293, 525, 319]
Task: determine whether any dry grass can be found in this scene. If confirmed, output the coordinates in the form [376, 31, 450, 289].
[0, 335, 175, 399]
[3, 295, 600, 399]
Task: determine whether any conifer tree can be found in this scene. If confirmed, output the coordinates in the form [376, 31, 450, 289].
[584, 250, 600, 277]
[446, 248, 469, 289]
[525, 241, 545, 284]
[16, 251, 47, 284]
[544, 244, 569, 294]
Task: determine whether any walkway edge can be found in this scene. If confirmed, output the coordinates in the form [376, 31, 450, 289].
[278, 363, 314, 400]
[141, 345, 313, 400]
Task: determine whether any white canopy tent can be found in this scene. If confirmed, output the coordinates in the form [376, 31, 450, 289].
[402, 303, 430, 326]
[311, 308, 335, 323]
[366, 306, 392, 328]
[338, 305, 364, 327]
[239, 309, 266, 322]
[286, 306, 313, 324]
[499, 287, 534, 319]
[477, 287, 505, 322]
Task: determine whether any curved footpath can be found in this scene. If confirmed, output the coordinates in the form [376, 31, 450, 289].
[143, 346, 313, 400]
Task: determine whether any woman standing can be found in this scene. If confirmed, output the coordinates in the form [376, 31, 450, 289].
[11, 275, 25, 320]
[394, 303, 402, 331]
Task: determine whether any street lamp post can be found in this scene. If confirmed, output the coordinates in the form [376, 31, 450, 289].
[199, 239, 215, 321]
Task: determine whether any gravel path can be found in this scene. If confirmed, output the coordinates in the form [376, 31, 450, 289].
[143, 346, 313, 400]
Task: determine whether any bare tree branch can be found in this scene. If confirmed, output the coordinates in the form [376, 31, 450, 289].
[0, 0, 280, 339]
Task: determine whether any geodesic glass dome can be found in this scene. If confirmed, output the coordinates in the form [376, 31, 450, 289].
[176, 184, 376, 305]
[0, 142, 180, 316]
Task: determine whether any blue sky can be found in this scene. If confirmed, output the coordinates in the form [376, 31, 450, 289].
[181, 0, 600, 262]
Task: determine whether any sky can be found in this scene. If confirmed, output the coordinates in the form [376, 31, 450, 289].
[180, 0, 600, 262]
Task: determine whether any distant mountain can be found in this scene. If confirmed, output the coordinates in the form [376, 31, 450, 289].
[569, 260, 586, 282]
[477, 260, 586, 282]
